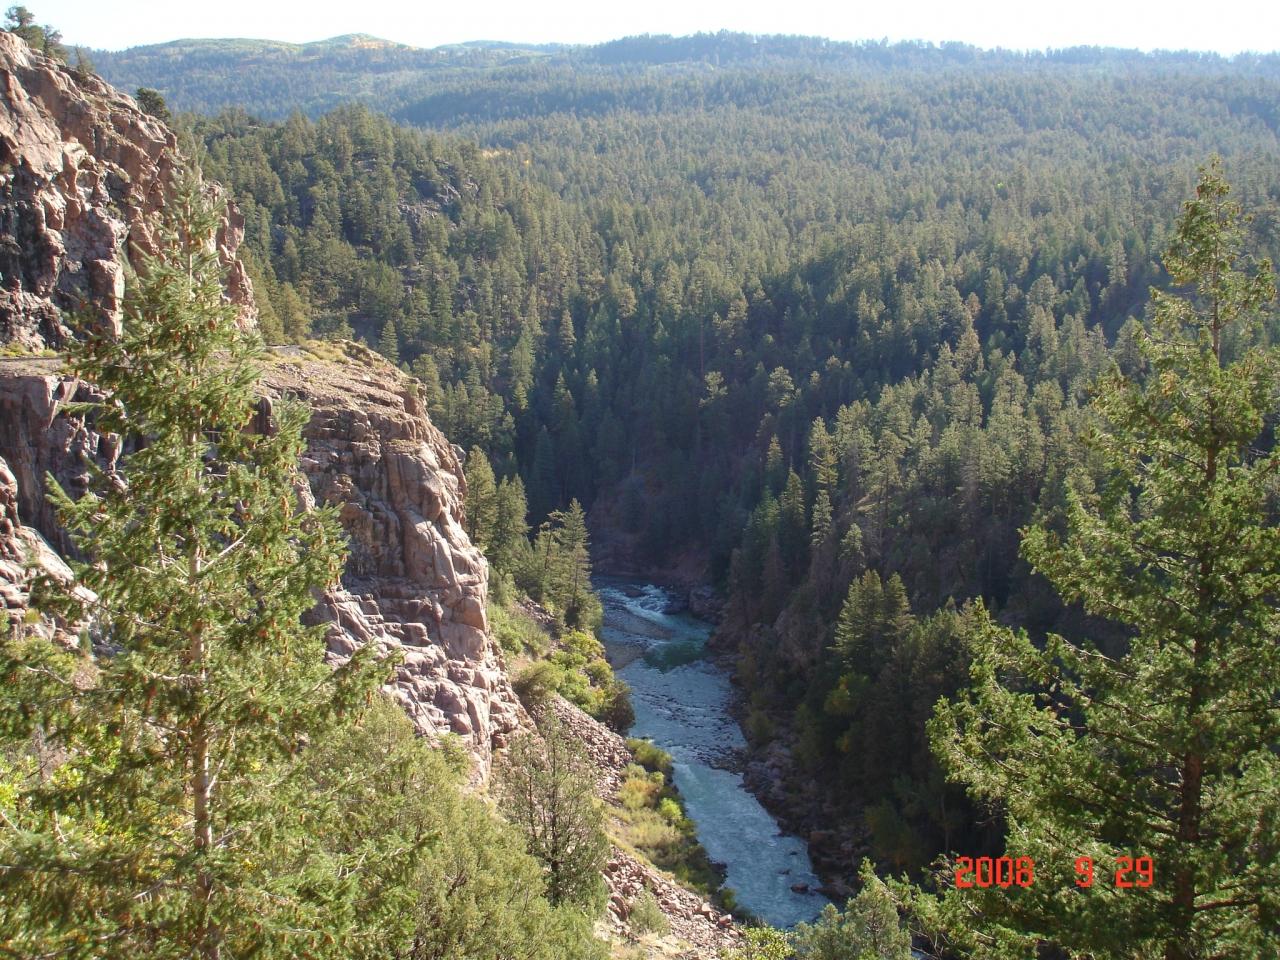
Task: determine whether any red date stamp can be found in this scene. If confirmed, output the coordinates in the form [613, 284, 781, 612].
[954, 855, 1153, 889]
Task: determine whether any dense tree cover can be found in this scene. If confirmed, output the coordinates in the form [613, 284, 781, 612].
[91, 35, 568, 120]
[916, 164, 1280, 960]
[141, 29, 1280, 897]
[94, 33, 1280, 126]
[0, 168, 603, 960]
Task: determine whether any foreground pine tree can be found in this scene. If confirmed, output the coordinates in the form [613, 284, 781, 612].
[0, 166, 385, 958]
[496, 713, 608, 910]
[922, 161, 1280, 958]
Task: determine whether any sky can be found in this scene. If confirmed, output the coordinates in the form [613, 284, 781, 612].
[29, 0, 1280, 55]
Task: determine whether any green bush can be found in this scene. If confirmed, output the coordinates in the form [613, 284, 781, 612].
[490, 600, 548, 658]
[629, 889, 670, 936]
[627, 739, 675, 777]
[657, 797, 685, 824]
[506, 624, 634, 731]
[724, 927, 792, 960]
[595, 677, 636, 730]
[513, 661, 561, 711]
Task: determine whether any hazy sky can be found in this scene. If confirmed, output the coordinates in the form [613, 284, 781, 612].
[30, 0, 1280, 54]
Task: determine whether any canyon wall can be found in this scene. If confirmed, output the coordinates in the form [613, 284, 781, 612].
[0, 34, 520, 772]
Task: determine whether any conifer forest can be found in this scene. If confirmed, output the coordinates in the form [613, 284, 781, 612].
[1, 9, 1279, 959]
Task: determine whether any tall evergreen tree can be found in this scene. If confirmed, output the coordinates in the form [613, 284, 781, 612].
[492, 474, 531, 575]
[923, 162, 1280, 959]
[0, 166, 386, 958]
[546, 499, 593, 628]
[496, 714, 608, 910]
[464, 445, 499, 550]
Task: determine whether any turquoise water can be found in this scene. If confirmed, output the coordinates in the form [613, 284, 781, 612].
[597, 580, 830, 928]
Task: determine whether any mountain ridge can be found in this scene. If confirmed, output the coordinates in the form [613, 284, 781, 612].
[89, 30, 1280, 124]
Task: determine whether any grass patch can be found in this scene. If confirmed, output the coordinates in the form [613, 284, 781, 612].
[612, 742, 727, 904]
[0, 342, 57, 358]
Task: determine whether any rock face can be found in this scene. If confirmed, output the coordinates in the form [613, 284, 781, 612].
[263, 345, 523, 768]
[0, 348, 524, 774]
[0, 36, 521, 776]
[0, 32, 252, 348]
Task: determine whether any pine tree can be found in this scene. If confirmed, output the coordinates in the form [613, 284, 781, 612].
[136, 86, 171, 123]
[764, 433, 786, 494]
[463, 445, 499, 550]
[779, 468, 808, 573]
[0, 166, 386, 958]
[4, 5, 64, 60]
[833, 570, 913, 679]
[924, 162, 1280, 959]
[376, 318, 399, 361]
[792, 861, 913, 959]
[496, 713, 608, 910]
[492, 474, 530, 575]
[529, 426, 558, 520]
[546, 499, 593, 628]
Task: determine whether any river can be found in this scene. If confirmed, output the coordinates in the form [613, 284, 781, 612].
[597, 579, 831, 928]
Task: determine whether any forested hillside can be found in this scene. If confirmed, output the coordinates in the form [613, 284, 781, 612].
[166, 35, 1280, 891]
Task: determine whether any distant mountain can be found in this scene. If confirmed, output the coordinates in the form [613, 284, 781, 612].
[90, 33, 560, 119]
[92, 30, 1280, 125]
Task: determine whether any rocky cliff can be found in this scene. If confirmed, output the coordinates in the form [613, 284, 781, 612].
[266, 343, 522, 765]
[0, 35, 520, 773]
[0, 31, 252, 346]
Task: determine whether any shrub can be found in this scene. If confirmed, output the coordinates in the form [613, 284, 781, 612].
[629, 889, 670, 936]
[513, 661, 560, 711]
[627, 739, 675, 777]
[657, 797, 685, 824]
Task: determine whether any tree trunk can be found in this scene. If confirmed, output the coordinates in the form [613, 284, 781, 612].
[189, 543, 220, 960]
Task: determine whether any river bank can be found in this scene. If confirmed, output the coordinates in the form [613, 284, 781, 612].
[596, 579, 831, 928]
[603, 575, 866, 903]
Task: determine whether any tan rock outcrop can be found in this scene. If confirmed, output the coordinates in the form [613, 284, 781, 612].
[262, 345, 523, 770]
[0, 32, 252, 348]
[0, 348, 524, 774]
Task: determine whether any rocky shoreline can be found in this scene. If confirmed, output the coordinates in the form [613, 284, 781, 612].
[591, 561, 863, 905]
[549, 697, 741, 958]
